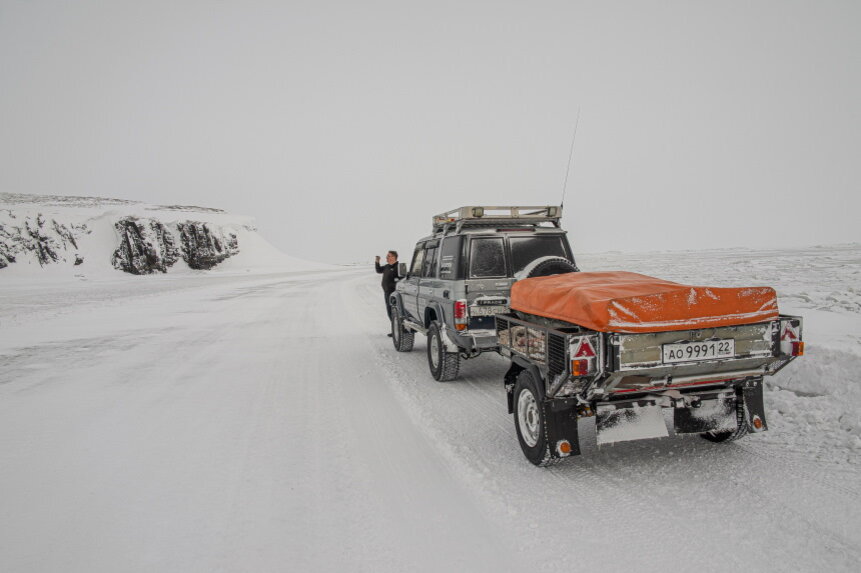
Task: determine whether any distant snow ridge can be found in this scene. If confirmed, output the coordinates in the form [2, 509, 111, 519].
[0, 193, 253, 274]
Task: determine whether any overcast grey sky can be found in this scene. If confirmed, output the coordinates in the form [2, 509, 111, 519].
[2, 0, 859, 264]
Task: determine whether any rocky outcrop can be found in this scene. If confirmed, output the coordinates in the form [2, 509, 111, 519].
[0, 210, 89, 268]
[177, 221, 239, 270]
[111, 217, 180, 274]
[1, 194, 245, 274]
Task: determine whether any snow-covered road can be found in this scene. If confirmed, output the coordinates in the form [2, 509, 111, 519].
[2, 247, 860, 572]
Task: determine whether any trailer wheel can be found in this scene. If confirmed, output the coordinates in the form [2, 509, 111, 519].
[513, 370, 555, 467]
[701, 397, 751, 442]
[391, 307, 414, 352]
[701, 424, 750, 443]
[427, 321, 460, 381]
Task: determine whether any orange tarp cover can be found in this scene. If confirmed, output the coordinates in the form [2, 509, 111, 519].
[510, 271, 779, 333]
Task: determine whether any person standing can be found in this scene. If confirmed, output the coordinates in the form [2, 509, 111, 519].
[375, 251, 401, 328]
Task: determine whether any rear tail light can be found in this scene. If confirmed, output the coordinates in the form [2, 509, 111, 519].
[571, 359, 589, 376]
[780, 320, 803, 356]
[454, 300, 468, 331]
[570, 336, 598, 377]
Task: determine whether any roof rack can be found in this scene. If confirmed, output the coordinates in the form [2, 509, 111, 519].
[432, 206, 562, 233]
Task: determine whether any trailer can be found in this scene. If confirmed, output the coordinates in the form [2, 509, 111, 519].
[495, 271, 804, 466]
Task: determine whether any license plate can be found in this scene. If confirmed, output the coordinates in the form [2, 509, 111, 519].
[662, 339, 735, 364]
[471, 305, 507, 317]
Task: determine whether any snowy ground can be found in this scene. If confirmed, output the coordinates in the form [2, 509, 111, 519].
[1, 244, 859, 572]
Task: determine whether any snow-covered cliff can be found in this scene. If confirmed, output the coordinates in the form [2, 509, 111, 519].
[0, 193, 313, 275]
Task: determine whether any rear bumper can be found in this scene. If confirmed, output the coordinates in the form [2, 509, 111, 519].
[451, 328, 499, 351]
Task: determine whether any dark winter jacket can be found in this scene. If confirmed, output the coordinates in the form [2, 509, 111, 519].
[375, 261, 401, 292]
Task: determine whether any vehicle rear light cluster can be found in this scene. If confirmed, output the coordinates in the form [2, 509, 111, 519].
[780, 320, 804, 356]
[454, 300, 468, 331]
[570, 336, 598, 377]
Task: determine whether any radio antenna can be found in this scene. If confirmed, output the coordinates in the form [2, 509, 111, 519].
[560, 106, 581, 209]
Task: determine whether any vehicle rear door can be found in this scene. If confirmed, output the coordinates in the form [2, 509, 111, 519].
[417, 240, 443, 323]
[464, 235, 512, 329]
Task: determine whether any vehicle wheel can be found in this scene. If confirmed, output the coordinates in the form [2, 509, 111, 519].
[513, 370, 555, 467]
[391, 307, 414, 352]
[427, 321, 460, 381]
[526, 257, 578, 279]
[700, 397, 750, 442]
[700, 423, 750, 443]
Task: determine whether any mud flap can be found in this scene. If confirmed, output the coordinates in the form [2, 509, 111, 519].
[674, 396, 737, 435]
[742, 378, 768, 432]
[544, 399, 581, 457]
[596, 402, 668, 446]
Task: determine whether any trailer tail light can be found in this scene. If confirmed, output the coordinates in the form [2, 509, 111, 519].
[571, 359, 589, 376]
[779, 319, 803, 356]
[569, 336, 598, 377]
[454, 300, 468, 331]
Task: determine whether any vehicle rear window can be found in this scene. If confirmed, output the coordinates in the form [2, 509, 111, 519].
[510, 236, 569, 275]
[469, 237, 506, 278]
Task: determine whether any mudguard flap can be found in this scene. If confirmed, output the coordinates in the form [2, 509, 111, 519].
[742, 379, 768, 432]
[674, 396, 737, 435]
[543, 399, 581, 457]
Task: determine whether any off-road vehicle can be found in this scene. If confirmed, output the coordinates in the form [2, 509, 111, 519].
[389, 206, 577, 381]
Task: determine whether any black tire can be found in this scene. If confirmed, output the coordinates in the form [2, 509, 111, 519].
[525, 257, 578, 279]
[700, 424, 750, 443]
[427, 321, 460, 381]
[700, 396, 750, 443]
[391, 307, 414, 352]
[513, 370, 555, 467]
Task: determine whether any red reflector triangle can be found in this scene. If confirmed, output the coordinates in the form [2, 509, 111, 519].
[781, 327, 797, 341]
[574, 340, 596, 357]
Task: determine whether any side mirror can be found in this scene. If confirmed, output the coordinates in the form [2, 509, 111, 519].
[398, 262, 407, 277]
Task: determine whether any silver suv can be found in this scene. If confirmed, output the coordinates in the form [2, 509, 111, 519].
[390, 206, 578, 381]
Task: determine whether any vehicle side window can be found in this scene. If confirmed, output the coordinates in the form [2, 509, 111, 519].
[410, 246, 425, 276]
[438, 236, 461, 280]
[469, 237, 506, 278]
[510, 236, 569, 275]
[422, 247, 438, 278]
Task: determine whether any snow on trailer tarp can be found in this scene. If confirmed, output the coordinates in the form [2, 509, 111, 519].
[510, 271, 779, 333]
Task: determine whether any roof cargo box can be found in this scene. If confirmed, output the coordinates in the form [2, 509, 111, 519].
[510, 271, 779, 333]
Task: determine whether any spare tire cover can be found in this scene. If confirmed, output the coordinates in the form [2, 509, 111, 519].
[524, 257, 578, 279]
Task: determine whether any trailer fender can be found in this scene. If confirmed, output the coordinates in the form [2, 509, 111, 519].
[508, 355, 544, 409]
[504, 362, 525, 414]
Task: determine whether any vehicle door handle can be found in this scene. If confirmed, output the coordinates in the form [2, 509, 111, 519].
[443, 290, 449, 299]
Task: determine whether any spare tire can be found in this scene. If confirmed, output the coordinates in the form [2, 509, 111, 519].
[525, 257, 578, 279]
